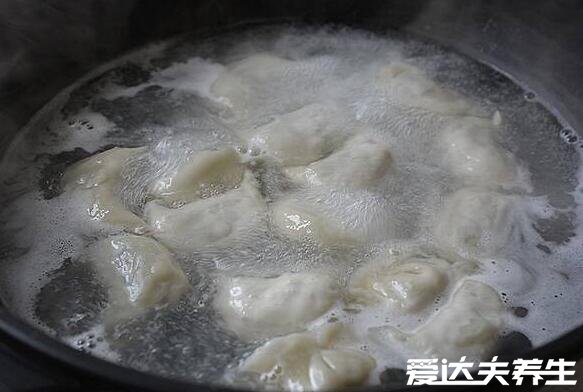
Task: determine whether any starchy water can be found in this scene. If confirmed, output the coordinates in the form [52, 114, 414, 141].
[0, 25, 581, 387]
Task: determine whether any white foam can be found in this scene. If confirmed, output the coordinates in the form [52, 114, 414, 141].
[102, 57, 225, 101]
[0, 25, 581, 387]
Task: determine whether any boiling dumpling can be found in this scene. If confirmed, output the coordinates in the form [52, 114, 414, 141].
[285, 134, 392, 189]
[388, 280, 503, 361]
[434, 188, 523, 257]
[62, 147, 148, 233]
[440, 117, 523, 188]
[350, 255, 451, 312]
[149, 147, 244, 203]
[248, 103, 348, 166]
[144, 174, 266, 253]
[375, 62, 474, 115]
[211, 53, 294, 109]
[240, 325, 375, 391]
[214, 272, 339, 341]
[90, 234, 189, 322]
[270, 198, 361, 247]
[62, 147, 143, 190]
[86, 182, 149, 233]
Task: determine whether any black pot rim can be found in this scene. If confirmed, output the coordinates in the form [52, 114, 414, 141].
[0, 306, 231, 391]
[1, 303, 582, 392]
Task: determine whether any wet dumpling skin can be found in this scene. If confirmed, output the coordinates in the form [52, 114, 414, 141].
[386, 280, 503, 361]
[214, 272, 338, 341]
[434, 187, 524, 257]
[349, 255, 450, 312]
[349, 251, 477, 311]
[211, 53, 295, 110]
[240, 325, 375, 391]
[375, 62, 475, 116]
[247, 103, 348, 166]
[62, 147, 147, 233]
[144, 174, 266, 253]
[62, 147, 143, 190]
[149, 147, 244, 204]
[285, 134, 392, 190]
[90, 234, 189, 323]
[440, 117, 523, 189]
[270, 198, 361, 247]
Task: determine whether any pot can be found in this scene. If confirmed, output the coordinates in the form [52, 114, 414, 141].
[1, 1, 582, 391]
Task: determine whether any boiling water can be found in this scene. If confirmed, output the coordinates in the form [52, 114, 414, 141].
[0, 25, 582, 386]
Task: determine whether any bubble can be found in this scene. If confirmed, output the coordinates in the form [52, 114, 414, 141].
[0, 23, 581, 389]
[560, 128, 579, 144]
[513, 307, 529, 318]
[524, 91, 537, 101]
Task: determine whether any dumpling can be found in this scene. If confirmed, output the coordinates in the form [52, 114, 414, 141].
[248, 103, 348, 166]
[214, 272, 339, 341]
[211, 53, 294, 109]
[270, 198, 360, 247]
[62, 147, 143, 190]
[86, 182, 149, 233]
[388, 280, 504, 361]
[440, 117, 523, 189]
[149, 147, 245, 203]
[62, 147, 148, 233]
[434, 188, 523, 257]
[285, 134, 392, 190]
[144, 174, 266, 253]
[375, 62, 475, 115]
[240, 325, 375, 391]
[349, 255, 450, 312]
[90, 234, 189, 322]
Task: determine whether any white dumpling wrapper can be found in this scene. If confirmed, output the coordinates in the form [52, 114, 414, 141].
[62, 147, 148, 233]
[434, 188, 522, 257]
[144, 174, 266, 253]
[285, 134, 392, 189]
[90, 234, 189, 322]
[211, 53, 294, 109]
[349, 255, 453, 312]
[440, 117, 523, 188]
[149, 147, 244, 203]
[248, 103, 348, 166]
[214, 272, 338, 341]
[62, 147, 143, 190]
[270, 198, 361, 247]
[375, 62, 475, 115]
[390, 280, 504, 361]
[85, 182, 149, 233]
[240, 325, 375, 391]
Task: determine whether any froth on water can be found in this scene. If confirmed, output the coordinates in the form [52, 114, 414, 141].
[0, 24, 581, 387]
